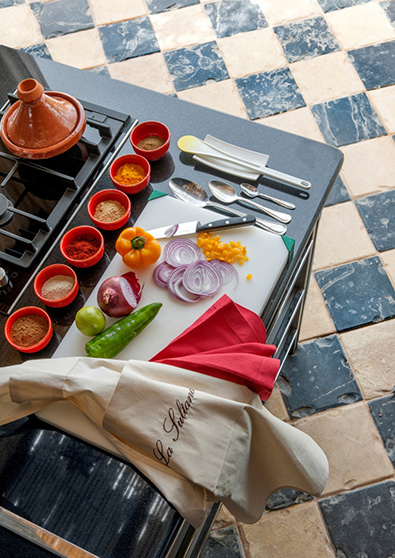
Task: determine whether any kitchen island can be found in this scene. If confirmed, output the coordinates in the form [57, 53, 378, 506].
[0, 45, 342, 557]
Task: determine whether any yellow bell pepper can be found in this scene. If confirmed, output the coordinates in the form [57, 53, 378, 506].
[116, 226, 161, 269]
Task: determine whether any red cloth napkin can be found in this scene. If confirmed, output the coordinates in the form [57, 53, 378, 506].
[150, 295, 280, 400]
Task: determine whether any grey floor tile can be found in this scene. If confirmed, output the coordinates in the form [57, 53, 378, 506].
[99, 17, 160, 64]
[315, 256, 395, 331]
[204, 0, 268, 39]
[279, 334, 362, 418]
[369, 395, 395, 467]
[273, 17, 339, 63]
[265, 488, 313, 510]
[145, 0, 198, 14]
[317, 0, 370, 11]
[380, 0, 395, 25]
[235, 68, 305, 119]
[164, 42, 229, 91]
[319, 481, 395, 557]
[348, 40, 395, 89]
[30, 0, 94, 39]
[310, 93, 386, 147]
[325, 175, 350, 206]
[355, 190, 395, 252]
[200, 526, 245, 558]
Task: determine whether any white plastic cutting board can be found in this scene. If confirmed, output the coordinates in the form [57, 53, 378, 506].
[37, 196, 288, 453]
[54, 196, 288, 361]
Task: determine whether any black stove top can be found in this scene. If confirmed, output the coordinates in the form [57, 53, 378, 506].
[0, 95, 135, 314]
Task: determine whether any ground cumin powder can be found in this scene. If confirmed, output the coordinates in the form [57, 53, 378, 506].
[10, 314, 49, 347]
[94, 200, 126, 222]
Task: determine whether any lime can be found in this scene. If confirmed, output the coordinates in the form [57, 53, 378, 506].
[75, 306, 106, 336]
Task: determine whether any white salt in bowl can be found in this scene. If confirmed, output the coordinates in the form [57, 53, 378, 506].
[34, 264, 79, 308]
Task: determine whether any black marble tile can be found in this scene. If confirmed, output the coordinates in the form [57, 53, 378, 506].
[348, 40, 395, 90]
[86, 65, 110, 77]
[319, 481, 395, 557]
[204, 0, 268, 39]
[164, 42, 229, 91]
[20, 43, 52, 60]
[317, 0, 370, 11]
[325, 175, 350, 206]
[369, 394, 395, 467]
[265, 489, 313, 510]
[200, 526, 245, 558]
[99, 17, 160, 64]
[310, 93, 386, 147]
[278, 334, 362, 418]
[381, 0, 395, 25]
[273, 17, 340, 63]
[235, 68, 305, 119]
[355, 190, 395, 252]
[315, 256, 395, 332]
[0, 0, 23, 6]
[30, 0, 94, 39]
[145, 0, 198, 14]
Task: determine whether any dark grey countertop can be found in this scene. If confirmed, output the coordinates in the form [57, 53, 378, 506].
[0, 45, 343, 558]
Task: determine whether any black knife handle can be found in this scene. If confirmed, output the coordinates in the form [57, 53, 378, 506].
[196, 214, 256, 233]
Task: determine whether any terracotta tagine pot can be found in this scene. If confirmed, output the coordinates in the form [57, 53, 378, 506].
[0, 78, 86, 159]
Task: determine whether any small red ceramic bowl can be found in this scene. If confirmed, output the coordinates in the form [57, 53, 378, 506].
[109, 153, 150, 194]
[60, 225, 104, 268]
[130, 121, 170, 161]
[34, 263, 79, 308]
[5, 306, 53, 353]
[87, 189, 131, 230]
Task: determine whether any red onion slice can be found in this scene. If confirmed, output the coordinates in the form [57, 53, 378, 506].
[167, 266, 201, 303]
[153, 261, 175, 288]
[208, 259, 239, 288]
[164, 238, 202, 267]
[182, 260, 222, 297]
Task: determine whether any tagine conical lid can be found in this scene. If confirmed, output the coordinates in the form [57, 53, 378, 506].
[0, 78, 86, 159]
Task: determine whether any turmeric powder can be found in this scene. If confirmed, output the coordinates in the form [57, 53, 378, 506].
[197, 232, 248, 265]
[114, 163, 146, 185]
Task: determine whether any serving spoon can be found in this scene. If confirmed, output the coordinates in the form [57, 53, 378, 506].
[240, 183, 295, 210]
[208, 180, 291, 224]
[178, 135, 311, 190]
[169, 178, 287, 236]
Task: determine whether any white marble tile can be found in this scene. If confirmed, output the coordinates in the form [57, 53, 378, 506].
[325, 2, 395, 50]
[312, 201, 376, 271]
[177, 79, 248, 118]
[108, 52, 174, 95]
[151, 4, 216, 51]
[368, 85, 395, 134]
[89, 0, 147, 25]
[258, 107, 325, 142]
[290, 51, 364, 105]
[46, 28, 107, 69]
[0, 4, 43, 48]
[340, 136, 395, 197]
[217, 28, 287, 79]
[256, 0, 323, 26]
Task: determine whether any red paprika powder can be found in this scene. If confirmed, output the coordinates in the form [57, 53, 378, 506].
[66, 235, 100, 260]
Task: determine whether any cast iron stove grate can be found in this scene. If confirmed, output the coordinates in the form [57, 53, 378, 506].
[0, 95, 132, 269]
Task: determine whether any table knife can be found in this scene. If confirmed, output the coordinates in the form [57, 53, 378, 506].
[147, 215, 256, 239]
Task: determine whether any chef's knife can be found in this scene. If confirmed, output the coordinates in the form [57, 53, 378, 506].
[147, 215, 256, 239]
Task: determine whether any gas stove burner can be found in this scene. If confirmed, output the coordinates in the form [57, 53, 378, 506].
[0, 193, 13, 226]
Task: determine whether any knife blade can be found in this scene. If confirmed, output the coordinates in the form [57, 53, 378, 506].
[147, 214, 256, 239]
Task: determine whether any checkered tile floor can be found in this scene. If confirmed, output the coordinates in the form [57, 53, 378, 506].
[1, 0, 394, 556]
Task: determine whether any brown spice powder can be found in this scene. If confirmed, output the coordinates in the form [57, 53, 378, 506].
[137, 135, 165, 150]
[10, 314, 49, 347]
[41, 275, 75, 300]
[94, 200, 126, 222]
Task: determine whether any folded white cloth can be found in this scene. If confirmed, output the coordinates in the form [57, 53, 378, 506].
[0, 357, 329, 527]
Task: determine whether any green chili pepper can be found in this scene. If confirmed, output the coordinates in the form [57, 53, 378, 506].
[85, 302, 162, 359]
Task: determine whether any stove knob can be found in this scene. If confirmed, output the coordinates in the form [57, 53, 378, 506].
[0, 268, 9, 288]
